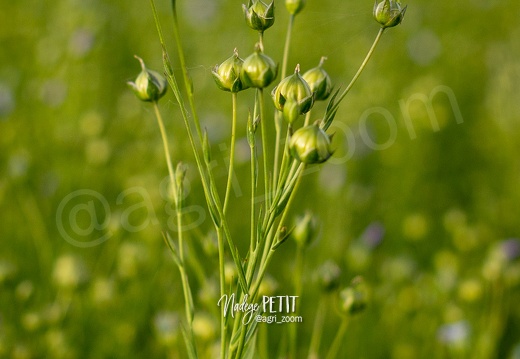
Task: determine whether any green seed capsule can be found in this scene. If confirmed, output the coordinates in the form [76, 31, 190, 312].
[272, 65, 314, 123]
[127, 56, 167, 102]
[212, 49, 249, 93]
[241, 45, 278, 89]
[339, 277, 368, 315]
[302, 57, 332, 101]
[289, 124, 333, 164]
[317, 260, 341, 293]
[285, 0, 306, 15]
[243, 0, 275, 32]
[373, 0, 407, 29]
[292, 212, 318, 247]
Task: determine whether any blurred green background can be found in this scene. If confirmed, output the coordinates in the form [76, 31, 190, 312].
[2, 0, 520, 358]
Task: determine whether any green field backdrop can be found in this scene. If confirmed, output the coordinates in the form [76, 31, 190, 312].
[1, 0, 520, 358]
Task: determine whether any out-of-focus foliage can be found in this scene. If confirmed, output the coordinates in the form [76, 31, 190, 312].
[1, 0, 520, 358]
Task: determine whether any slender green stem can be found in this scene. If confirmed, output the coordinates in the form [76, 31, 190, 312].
[257, 160, 303, 274]
[233, 325, 248, 359]
[273, 113, 283, 191]
[236, 163, 305, 359]
[275, 130, 292, 191]
[273, 14, 295, 193]
[149, 0, 209, 209]
[250, 126, 257, 255]
[205, 158, 248, 292]
[325, 317, 349, 359]
[223, 93, 238, 215]
[258, 89, 270, 208]
[330, 28, 385, 117]
[338, 27, 385, 104]
[281, 14, 295, 80]
[153, 101, 194, 333]
[288, 244, 304, 359]
[218, 227, 227, 359]
[171, 4, 205, 144]
[308, 297, 327, 359]
[476, 278, 506, 359]
[153, 102, 178, 202]
[252, 163, 305, 299]
[304, 110, 312, 127]
[259, 323, 268, 359]
[259, 31, 264, 51]
[150, 0, 247, 292]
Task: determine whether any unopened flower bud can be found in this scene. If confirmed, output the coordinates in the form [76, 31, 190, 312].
[243, 0, 275, 32]
[373, 0, 407, 29]
[241, 45, 278, 88]
[175, 162, 187, 187]
[339, 277, 368, 315]
[289, 124, 333, 164]
[127, 56, 167, 102]
[282, 100, 301, 124]
[272, 65, 314, 123]
[317, 260, 341, 292]
[285, 0, 305, 15]
[292, 212, 318, 247]
[202, 130, 212, 164]
[212, 49, 249, 93]
[302, 57, 332, 101]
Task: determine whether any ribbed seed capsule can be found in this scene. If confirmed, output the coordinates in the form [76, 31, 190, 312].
[212, 49, 249, 93]
[292, 212, 318, 247]
[289, 124, 333, 164]
[373, 0, 407, 28]
[317, 260, 341, 293]
[241, 45, 278, 89]
[285, 0, 306, 15]
[302, 57, 332, 101]
[271, 65, 314, 123]
[339, 277, 368, 315]
[243, 0, 275, 32]
[127, 56, 167, 102]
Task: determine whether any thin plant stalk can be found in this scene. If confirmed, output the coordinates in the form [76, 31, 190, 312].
[171, 2, 205, 144]
[153, 102, 191, 323]
[220, 92, 238, 359]
[327, 28, 386, 121]
[304, 110, 312, 127]
[218, 227, 227, 359]
[325, 317, 349, 359]
[235, 163, 305, 359]
[339, 27, 385, 102]
[281, 14, 295, 80]
[149, 0, 209, 204]
[153, 102, 198, 358]
[252, 163, 305, 299]
[223, 93, 238, 215]
[250, 121, 257, 255]
[275, 129, 293, 191]
[308, 298, 327, 359]
[258, 88, 271, 208]
[150, 0, 248, 292]
[273, 13, 295, 191]
[153, 102, 178, 202]
[273, 114, 283, 191]
[288, 244, 304, 359]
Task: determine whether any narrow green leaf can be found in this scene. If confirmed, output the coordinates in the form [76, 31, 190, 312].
[181, 326, 199, 359]
[162, 232, 181, 267]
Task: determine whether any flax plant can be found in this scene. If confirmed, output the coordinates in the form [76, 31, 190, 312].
[128, 0, 406, 357]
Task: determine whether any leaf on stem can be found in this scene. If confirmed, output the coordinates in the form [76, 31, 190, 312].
[180, 325, 199, 359]
[272, 226, 294, 250]
[163, 232, 181, 268]
[321, 87, 342, 131]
